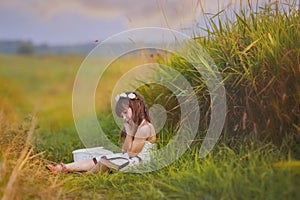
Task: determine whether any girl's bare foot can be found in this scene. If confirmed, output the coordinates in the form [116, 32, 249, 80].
[46, 163, 68, 174]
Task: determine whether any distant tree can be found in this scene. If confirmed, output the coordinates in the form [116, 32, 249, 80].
[17, 41, 35, 55]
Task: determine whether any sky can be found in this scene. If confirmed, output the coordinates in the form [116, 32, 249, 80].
[0, 0, 274, 45]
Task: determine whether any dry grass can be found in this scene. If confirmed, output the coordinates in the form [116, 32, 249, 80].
[0, 111, 66, 200]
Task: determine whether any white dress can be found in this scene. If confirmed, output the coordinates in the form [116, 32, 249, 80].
[95, 120, 156, 171]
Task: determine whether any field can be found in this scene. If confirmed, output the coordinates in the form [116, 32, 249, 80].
[1, 2, 300, 200]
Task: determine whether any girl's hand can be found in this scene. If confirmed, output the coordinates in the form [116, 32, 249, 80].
[121, 134, 133, 153]
[123, 120, 136, 136]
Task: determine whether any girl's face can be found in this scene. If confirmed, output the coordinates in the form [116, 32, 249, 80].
[121, 107, 132, 123]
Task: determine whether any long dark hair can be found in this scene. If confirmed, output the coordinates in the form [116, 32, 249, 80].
[115, 91, 151, 124]
[115, 91, 151, 142]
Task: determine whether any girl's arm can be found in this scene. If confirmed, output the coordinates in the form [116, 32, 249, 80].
[121, 134, 133, 153]
[127, 125, 150, 157]
[122, 121, 136, 153]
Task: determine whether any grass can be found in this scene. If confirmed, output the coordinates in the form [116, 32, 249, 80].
[0, 54, 83, 129]
[47, 136, 300, 199]
[1, 110, 299, 199]
[1, 1, 300, 199]
[0, 112, 66, 200]
[151, 1, 300, 143]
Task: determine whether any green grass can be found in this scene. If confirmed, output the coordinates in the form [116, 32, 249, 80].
[1, 114, 299, 199]
[1, 1, 300, 199]
[50, 136, 300, 199]
[0, 54, 83, 129]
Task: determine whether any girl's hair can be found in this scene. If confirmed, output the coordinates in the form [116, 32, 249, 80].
[115, 91, 152, 143]
[115, 91, 151, 125]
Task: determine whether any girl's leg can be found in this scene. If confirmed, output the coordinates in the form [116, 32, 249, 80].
[65, 159, 95, 172]
[47, 159, 95, 173]
[47, 159, 111, 174]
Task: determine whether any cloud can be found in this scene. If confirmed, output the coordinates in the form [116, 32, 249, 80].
[2, 0, 271, 28]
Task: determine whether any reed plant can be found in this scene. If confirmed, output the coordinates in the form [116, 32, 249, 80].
[148, 1, 300, 147]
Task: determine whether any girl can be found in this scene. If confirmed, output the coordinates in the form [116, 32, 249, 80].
[47, 91, 156, 173]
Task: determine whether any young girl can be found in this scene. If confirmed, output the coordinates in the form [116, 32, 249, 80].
[47, 91, 156, 173]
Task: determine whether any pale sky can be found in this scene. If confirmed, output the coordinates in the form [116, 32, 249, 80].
[0, 0, 274, 45]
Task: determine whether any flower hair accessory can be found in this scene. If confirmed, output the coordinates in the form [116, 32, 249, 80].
[115, 92, 137, 101]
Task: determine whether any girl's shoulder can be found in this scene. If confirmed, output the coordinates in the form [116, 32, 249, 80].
[135, 120, 156, 139]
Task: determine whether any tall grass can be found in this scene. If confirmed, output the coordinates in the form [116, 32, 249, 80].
[151, 1, 300, 145]
[0, 111, 67, 199]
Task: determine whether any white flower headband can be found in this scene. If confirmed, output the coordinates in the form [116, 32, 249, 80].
[115, 92, 137, 102]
